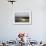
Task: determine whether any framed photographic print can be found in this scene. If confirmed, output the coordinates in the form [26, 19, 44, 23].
[12, 10, 32, 25]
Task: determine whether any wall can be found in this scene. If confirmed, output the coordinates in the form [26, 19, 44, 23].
[0, 0, 46, 41]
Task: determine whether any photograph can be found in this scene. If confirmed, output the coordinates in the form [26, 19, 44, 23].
[13, 11, 32, 25]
